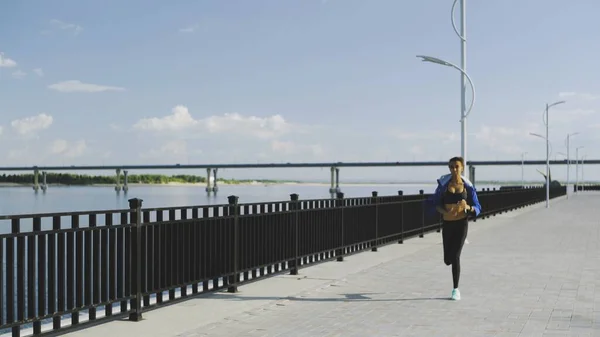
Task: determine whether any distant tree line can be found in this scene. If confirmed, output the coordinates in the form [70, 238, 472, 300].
[0, 173, 296, 185]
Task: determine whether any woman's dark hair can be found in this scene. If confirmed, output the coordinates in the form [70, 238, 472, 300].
[448, 156, 465, 167]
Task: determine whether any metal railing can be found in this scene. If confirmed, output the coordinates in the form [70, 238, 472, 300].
[575, 184, 600, 191]
[0, 186, 566, 336]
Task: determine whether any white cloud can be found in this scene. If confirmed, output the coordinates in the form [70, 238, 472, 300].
[33, 68, 44, 77]
[49, 19, 83, 35]
[134, 105, 197, 131]
[0, 53, 17, 68]
[471, 123, 543, 155]
[8, 148, 29, 160]
[408, 145, 423, 155]
[109, 123, 123, 131]
[11, 113, 53, 135]
[204, 113, 291, 139]
[558, 92, 599, 100]
[140, 139, 202, 160]
[133, 105, 300, 140]
[391, 130, 457, 144]
[50, 139, 87, 157]
[270, 140, 325, 157]
[550, 108, 596, 124]
[48, 80, 125, 93]
[179, 24, 198, 33]
[12, 70, 26, 79]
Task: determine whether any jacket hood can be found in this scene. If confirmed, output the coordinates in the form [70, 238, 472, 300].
[437, 173, 474, 188]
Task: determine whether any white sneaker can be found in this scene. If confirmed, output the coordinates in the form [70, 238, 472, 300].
[451, 288, 461, 300]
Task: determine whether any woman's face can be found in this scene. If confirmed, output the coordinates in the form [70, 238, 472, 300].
[449, 160, 463, 176]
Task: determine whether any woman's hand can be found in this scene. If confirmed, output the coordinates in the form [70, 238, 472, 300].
[457, 199, 469, 213]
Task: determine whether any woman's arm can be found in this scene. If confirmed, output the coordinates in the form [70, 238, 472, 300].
[467, 186, 482, 216]
[436, 205, 448, 215]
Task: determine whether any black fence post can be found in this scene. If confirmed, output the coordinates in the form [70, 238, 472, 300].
[228, 195, 239, 293]
[128, 197, 143, 322]
[336, 192, 345, 262]
[290, 193, 300, 275]
[371, 191, 378, 252]
[398, 190, 404, 244]
[419, 189, 425, 238]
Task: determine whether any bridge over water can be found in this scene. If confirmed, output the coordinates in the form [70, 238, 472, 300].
[0, 158, 595, 194]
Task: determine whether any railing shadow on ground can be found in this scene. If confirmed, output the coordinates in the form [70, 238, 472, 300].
[0, 185, 574, 337]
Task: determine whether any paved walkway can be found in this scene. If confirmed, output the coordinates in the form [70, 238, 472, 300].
[62, 193, 600, 337]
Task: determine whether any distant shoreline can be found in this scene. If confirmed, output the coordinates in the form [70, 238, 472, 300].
[0, 181, 437, 188]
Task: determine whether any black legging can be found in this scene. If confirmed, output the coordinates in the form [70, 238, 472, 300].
[442, 218, 469, 289]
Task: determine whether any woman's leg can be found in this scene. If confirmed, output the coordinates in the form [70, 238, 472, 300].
[442, 221, 453, 266]
[451, 220, 469, 289]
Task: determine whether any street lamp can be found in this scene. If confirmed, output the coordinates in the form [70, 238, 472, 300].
[530, 131, 554, 206]
[416, 55, 475, 165]
[415, 0, 469, 165]
[529, 132, 552, 153]
[520, 152, 527, 187]
[582, 155, 586, 188]
[529, 133, 553, 158]
[564, 132, 579, 199]
[575, 146, 584, 193]
[541, 101, 566, 208]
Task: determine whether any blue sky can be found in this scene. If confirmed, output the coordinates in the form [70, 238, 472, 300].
[1, 0, 599, 183]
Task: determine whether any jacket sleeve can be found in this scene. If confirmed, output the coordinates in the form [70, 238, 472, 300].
[467, 186, 482, 217]
[425, 182, 444, 218]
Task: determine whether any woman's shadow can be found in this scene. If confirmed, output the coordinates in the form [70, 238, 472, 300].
[209, 292, 450, 302]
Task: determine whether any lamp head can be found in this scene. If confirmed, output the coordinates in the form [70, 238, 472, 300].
[416, 55, 452, 67]
[548, 100, 566, 108]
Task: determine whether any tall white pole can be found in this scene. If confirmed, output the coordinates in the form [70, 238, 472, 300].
[575, 148, 579, 192]
[545, 104, 550, 208]
[566, 135, 570, 198]
[460, 0, 467, 165]
[521, 152, 525, 187]
[582, 156, 585, 188]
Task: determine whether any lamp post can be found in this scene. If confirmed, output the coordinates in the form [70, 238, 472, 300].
[575, 146, 584, 193]
[521, 152, 527, 187]
[564, 132, 579, 199]
[582, 155, 586, 188]
[416, 0, 469, 164]
[529, 133, 553, 157]
[530, 131, 554, 206]
[416, 55, 475, 165]
[540, 101, 566, 208]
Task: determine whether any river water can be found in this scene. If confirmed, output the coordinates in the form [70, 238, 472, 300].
[0, 183, 503, 216]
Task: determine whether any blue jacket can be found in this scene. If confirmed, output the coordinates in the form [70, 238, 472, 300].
[425, 173, 482, 218]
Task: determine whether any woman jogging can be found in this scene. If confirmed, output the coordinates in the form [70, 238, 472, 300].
[431, 156, 481, 300]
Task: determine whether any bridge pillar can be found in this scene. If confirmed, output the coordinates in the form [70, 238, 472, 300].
[469, 165, 476, 187]
[41, 171, 48, 192]
[114, 168, 122, 192]
[32, 169, 40, 192]
[328, 167, 336, 193]
[123, 170, 129, 192]
[212, 168, 219, 192]
[335, 167, 341, 193]
[205, 168, 213, 193]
